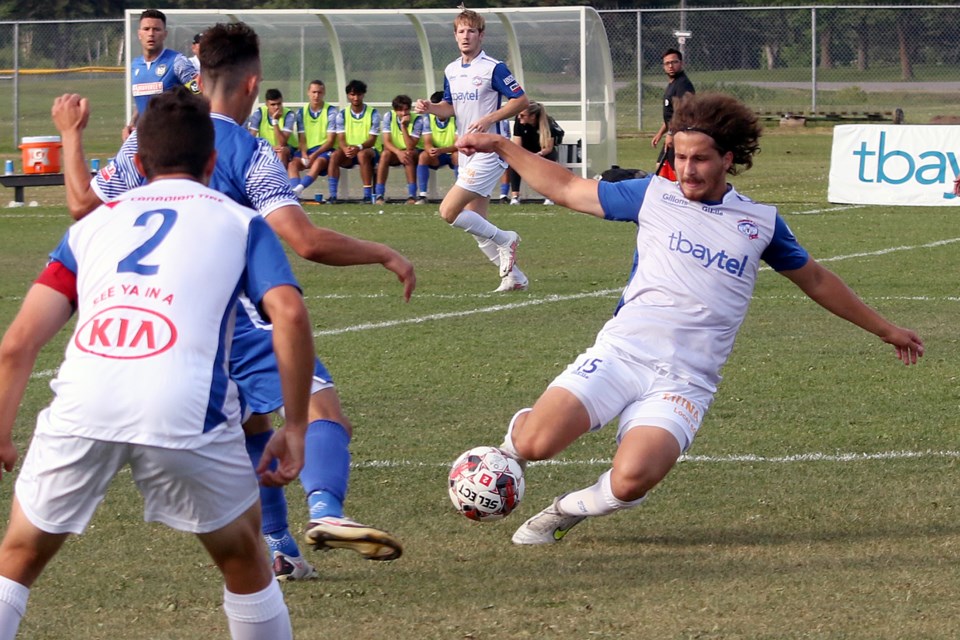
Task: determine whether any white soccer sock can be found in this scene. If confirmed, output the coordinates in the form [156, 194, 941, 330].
[476, 236, 501, 268]
[452, 210, 512, 245]
[0, 576, 29, 640]
[223, 581, 292, 640]
[500, 408, 532, 468]
[556, 469, 647, 517]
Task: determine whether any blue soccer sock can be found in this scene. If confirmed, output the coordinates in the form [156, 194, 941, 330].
[363, 185, 373, 202]
[300, 420, 351, 520]
[264, 529, 303, 559]
[328, 177, 339, 200]
[500, 180, 510, 197]
[244, 430, 289, 536]
[288, 177, 299, 188]
[407, 182, 416, 199]
[375, 183, 386, 198]
[301, 175, 315, 189]
[417, 165, 429, 194]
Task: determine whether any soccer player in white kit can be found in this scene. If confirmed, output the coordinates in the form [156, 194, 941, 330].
[456, 93, 925, 545]
[0, 89, 312, 640]
[415, 9, 530, 292]
[52, 23, 412, 578]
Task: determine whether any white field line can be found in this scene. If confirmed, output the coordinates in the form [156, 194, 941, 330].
[355, 449, 960, 469]
[315, 236, 960, 335]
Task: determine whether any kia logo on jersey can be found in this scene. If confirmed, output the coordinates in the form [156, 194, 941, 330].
[75, 305, 177, 359]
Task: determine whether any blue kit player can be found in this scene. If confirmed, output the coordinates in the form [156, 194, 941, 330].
[52, 22, 415, 580]
[125, 9, 199, 139]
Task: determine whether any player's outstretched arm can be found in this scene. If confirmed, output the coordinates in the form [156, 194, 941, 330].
[51, 94, 104, 220]
[256, 284, 313, 487]
[458, 133, 604, 217]
[782, 258, 924, 365]
[266, 205, 416, 301]
[0, 285, 74, 477]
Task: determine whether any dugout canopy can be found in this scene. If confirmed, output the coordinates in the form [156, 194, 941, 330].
[125, 7, 616, 178]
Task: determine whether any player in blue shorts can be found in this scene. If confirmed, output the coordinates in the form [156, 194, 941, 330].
[457, 93, 924, 546]
[0, 88, 310, 640]
[52, 22, 414, 579]
[125, 9, 199, 139]
[290, 80, 339, 199]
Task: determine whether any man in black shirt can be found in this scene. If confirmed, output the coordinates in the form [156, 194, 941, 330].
[651, 48, 695, 180]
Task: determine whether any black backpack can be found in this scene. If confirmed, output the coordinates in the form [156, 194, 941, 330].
[548, 117, 564, 145]
[601, 165, 648, 182]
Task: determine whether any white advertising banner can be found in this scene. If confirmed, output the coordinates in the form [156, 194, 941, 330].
[828, 124, 960, 206]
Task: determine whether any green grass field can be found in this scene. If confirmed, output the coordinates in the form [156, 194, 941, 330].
[0, 129, 958, 639]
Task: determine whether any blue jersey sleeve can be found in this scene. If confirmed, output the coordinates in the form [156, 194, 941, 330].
[326, 106, 339, 133]
[442, 78, 452, 105]
[173, 54, 199, 91]
[281, 110, 297, 134]
[598, 177, 653, 223]
[247, 109, 263, 132]
[244, 139, 301, 216]
[48, 231, 78, 276]
[762, 215, 810, 271]
[243, 216, 301, 318]
[93, 133, 145, 202]
[491, 62, 524, 99]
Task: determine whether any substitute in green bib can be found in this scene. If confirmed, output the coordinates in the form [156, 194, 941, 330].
[375, 95, 424, 204]
[290, 80, 339, 200]
[328, 79, 381, 204]
[248, 88, 297, 168]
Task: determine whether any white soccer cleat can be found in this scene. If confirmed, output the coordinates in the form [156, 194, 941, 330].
[543, 198, 554, 205]
[304, 516, 403, 561]
[292, 183, 305, 196]
[509, 197, 520, 205]
[272, 551, 319, 582]
[493, 273, 529, 292]
[496, 231, 521, 278]
[511, 498, 586, 545]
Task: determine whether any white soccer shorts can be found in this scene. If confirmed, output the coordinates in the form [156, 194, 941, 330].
[547, 343, 714, 452]
[455, 151, 507, 198]
[16, 417, 259, 535]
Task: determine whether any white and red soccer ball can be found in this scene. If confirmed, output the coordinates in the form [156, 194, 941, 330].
[448, 446, 525, 521]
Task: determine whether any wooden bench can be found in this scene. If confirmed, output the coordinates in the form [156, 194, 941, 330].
[0, 173, 66, 204]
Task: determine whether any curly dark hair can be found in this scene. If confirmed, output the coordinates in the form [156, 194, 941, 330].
[669, 92, 762, 175]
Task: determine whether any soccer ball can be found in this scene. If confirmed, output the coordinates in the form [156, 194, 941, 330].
[448, 446, 525, 521]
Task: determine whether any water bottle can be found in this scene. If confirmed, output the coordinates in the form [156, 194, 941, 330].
[4, 160, 12, 175]
[91, 158, 100, 172]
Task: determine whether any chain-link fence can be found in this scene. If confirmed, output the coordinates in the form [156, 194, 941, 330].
[2, 7, 959, 154]
[600, 5, 960, 133]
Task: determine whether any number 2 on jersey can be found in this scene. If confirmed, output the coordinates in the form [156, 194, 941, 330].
[117, 208, 178, 275]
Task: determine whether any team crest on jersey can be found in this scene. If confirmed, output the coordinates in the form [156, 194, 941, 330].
[99, 163, 117, 182]
[737, 219, 760, 239]
[155, 64, 167, 77]
[472, 76, 483, 87]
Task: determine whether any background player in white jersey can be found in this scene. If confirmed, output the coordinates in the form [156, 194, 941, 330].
[457, 92, 924, 546]
[52, 22, 414, 579]
[415, 9, 530, 293]
[125, 9, 199, 139]
[0, 89, 312, 640]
